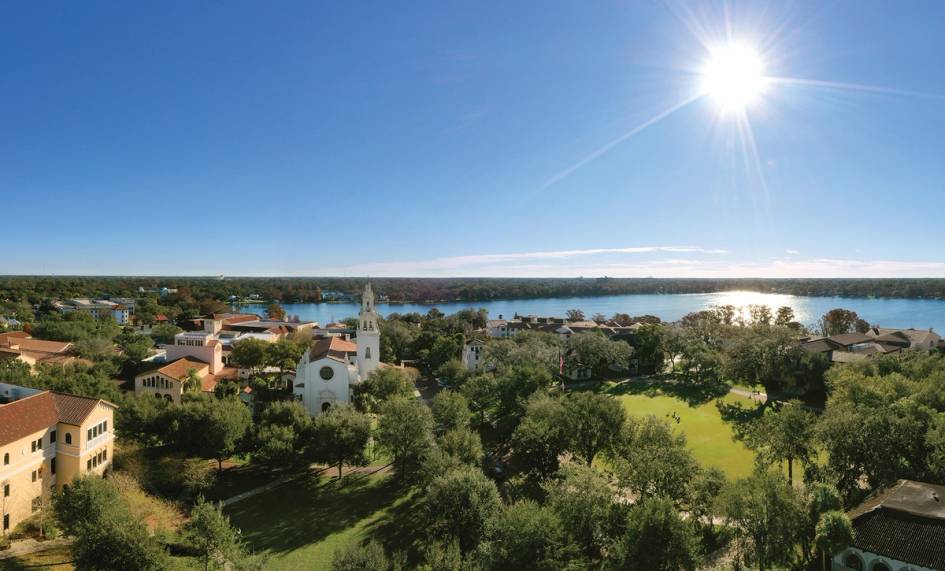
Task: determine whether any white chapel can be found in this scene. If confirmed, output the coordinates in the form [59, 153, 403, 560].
[293, 283, 381, 416]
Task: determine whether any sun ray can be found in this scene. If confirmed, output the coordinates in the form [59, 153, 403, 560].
[542, 92, 704, 188]
[767, 76, 945, 101]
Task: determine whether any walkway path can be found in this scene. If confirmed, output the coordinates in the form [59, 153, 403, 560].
[0, 537, 72, 561]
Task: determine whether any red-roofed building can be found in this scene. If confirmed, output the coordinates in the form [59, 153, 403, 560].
[0, 383, 116, 535]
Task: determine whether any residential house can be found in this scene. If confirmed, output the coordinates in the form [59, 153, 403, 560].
[0, 383, 116, 535]
[833, 479, 945, 571]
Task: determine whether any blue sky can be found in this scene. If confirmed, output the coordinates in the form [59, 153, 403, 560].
[2, 1, 944, 277]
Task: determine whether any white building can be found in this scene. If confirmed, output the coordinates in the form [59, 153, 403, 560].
[293, 284, 381, 416]
[461, 338, 486, 372]
[56, 299, 130, 324]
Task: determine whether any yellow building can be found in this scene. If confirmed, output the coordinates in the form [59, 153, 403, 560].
[134, 357, 238, 404]
[0, 383, 116, 535]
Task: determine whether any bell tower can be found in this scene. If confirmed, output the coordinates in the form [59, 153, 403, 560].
[356, 282, 380, 378]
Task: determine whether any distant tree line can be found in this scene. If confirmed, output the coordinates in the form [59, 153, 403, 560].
[3, 277, 945, 311]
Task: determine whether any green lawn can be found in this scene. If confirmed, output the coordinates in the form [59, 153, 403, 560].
[0, 545, 74, 571]
[600, 381, 761, 479]
[225, 471, 418, 570]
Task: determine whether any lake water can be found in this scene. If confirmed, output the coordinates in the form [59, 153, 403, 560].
[237, 291, 945, 332]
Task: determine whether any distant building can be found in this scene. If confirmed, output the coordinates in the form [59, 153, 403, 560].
[134, 357, 237, 403]
[0, 332, 80, 369]
[462, 337, 486, 372]
[802, 327, 942, 363]
[833, 479, 945, 571]
[54, 299, 130, 324]
[0, 383, 116, 535]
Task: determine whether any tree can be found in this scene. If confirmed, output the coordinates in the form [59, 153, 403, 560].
[566, 332, 632, 377]
[819, 308, 864, 336]
[481, 500, 580, 571]
[265, 338, 305, 377]
[183, 367, 203, 393]
[307, 405, 372, 478]
[718, 471, 807, 571]
[814, 511, 853, 571]
[151, 323, 183, 344]
[565, 309, 586, 322]
[430, 390, 471, 436]
[377, 396, 434, 483]
[545, 463, 615, 559]
[75, 336, 115, 360]
[174, 396, 253, 472]
[427, 466, 503, 554]
[54, 476, 168, 571]
[331, 541, 389, 571]
[561, 391, 625, 465]
[609, 497, 700, 571]
[775, 306, 796, 327]
[253, 401, 311, 468]
[746, 400, 816, 484]
[185, 496, 245, 571]
[632, 324, 666, 374]
[434, 359, 468, 387]
[116, 331, 154, 362]
[230, 338, 269, 376]
[610, 415, 698, 504]
[438, 428, 484, 467]
[379, 319, 418, 363]
[510, 393, 568, 483]
[266, 303, 286, 320]
[353, 367, 416, 413]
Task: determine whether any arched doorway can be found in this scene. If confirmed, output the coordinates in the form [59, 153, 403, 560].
[164, 394, 173, 403]
[321, 402, 332, 413]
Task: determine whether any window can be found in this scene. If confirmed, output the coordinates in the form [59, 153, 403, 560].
[32, 470, 37, 482]
[102, 449, 107, 462]
[365, 347, 372, 360]
[320, 366, 334, 380]
[3, 514, 8, 531]
[871, 563, 891, 571]
[87, 429, 92, 440]
[31, 497, 41, 512]
[65, 433, 72, 445]
[50, 430, 56, 443]
[2, 453, 7, 465]
[87, 459, 92, 471]
[50, 458, 56, 475]
[843, 554, 863, 571]
[3, 484, 9, 497]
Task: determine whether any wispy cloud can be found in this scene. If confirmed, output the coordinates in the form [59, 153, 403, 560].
[312, 250, 945, 279]
[785, 249, 799, 255]
[315, 246, 727, 276]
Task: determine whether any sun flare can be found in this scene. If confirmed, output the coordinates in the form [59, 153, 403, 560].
[702, 43, 767, 111]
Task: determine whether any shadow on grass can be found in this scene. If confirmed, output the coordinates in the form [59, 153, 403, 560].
[715, 399, 766, 441]
[224, 471, 407, 557]
[364, 490, 427, 565]
[601, 375, 731, 406]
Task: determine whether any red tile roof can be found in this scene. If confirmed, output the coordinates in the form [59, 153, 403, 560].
[0, 390, 115, 445]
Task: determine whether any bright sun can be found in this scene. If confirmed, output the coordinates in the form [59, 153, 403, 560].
[702, 43, 767, 110]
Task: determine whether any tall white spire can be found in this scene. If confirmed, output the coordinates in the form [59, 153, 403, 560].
[356, 282, 380, 378]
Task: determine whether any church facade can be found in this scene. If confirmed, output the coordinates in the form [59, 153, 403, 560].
[293, 283, 380, 416]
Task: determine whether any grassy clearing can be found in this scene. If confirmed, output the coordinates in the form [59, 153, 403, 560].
[226, 471, 417, 570]
[0, 545, 74, 571]
[599, 380, 762, 479]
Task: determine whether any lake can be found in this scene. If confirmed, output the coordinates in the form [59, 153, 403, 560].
[236, 290, 945, 332]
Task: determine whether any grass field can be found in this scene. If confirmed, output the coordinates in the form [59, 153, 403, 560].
[600, 380, 761, 479]
[0, 545, 74, 571]
[225, 471, 418, 570]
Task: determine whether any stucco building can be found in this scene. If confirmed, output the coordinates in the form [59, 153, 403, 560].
[0, 383, 116, 535]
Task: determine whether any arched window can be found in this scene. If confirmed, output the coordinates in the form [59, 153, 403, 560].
[320, 366, 334, 381]
[321, 402, 332, 413]
[65, 433, 72, 445]
[843, 554, 863, 571]
[871, 562, 890, 571]
[365, 347, 372, 360]
[3, 453, 8, 465]
[164, 394, 172, 402]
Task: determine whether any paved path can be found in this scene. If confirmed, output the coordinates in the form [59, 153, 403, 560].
[0, 537, 72, 561]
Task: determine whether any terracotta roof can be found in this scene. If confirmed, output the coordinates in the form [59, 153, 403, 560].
[0, 390, 115, 445]
[0, 391, 59, 446]
[149, 358, 210, 381]
[201, 367, 239, 393]
[0, 337, 72, 354]
[0, 331, 30, 342]
[310, 336, 358, 362]
[53, 392, 113, 425]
